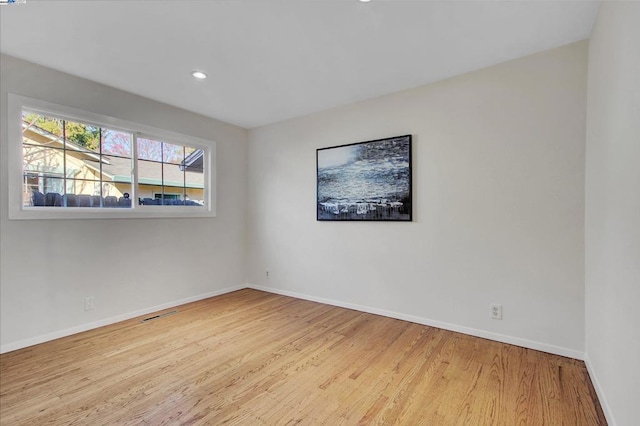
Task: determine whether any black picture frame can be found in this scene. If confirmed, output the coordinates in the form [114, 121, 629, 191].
[316, 135, 412, 221]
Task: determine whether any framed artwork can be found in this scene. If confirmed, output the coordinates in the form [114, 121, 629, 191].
[316, 135, 412, 221]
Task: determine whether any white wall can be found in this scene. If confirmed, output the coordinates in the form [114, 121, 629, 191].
[247, 42, 588, 357]
[0, 55, 248, 351]
[585, 3, 640, 425]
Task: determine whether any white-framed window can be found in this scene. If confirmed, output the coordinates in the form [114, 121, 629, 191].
[8, 94, 216, 219]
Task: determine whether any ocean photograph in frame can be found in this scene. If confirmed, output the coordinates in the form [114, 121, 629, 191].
[316, 135, 412, 221]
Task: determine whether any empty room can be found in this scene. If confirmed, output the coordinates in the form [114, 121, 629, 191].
[0, 0, 638, 425]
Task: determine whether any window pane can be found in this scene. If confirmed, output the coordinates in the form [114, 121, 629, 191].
[182, 149, 203, 173]
[66, 152, 100, 180]
[138, 159, 162, 205]
[183, 149, 204, 206]
[64, 180, 100, 207]
[22, 127, 63, 148]
[42, 176, 64, 195]
[23, 173, 41, 207]
[61, 193, 93, 207]
[162, 142, 184, 165]
[138, 159, 162, 185]
[136, 138, 204, 207]
[22, 175, 64, 207]
[65, 179, 100, 196]
[102, 129, 132, 158]
[155, 191, 185, 206]
[22, 111, 64, 139]
[94, 182, 132, 208]
[23, 176, 65, 208]
[161, 163, 185, 205]
[162, 162, 184, 188]
[137, 138, 163, 162]
[23, 144, 65, 175]
[185, 170, 204, 187]
[185, 170, 204, 206]
[105, 182, 133, 208]
[102, 156, 133, 184]
[65, 120, 100, 154]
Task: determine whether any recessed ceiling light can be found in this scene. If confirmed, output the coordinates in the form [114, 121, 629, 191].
[191, 71, 207, 79]
[359, 0, 372, 2]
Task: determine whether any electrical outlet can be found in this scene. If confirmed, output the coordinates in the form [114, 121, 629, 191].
[265, 270, 270, 279]
[490, 304, 502, 320]
[85, 297, 95, 311]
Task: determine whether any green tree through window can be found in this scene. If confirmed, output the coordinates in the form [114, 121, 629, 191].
[24, 113, 100, 151]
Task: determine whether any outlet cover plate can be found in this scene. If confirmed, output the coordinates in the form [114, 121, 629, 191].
[490, 304, 502, 320]
[85, 297, 95, 311]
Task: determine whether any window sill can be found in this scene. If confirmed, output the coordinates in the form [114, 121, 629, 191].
[9, 206, 216, 220]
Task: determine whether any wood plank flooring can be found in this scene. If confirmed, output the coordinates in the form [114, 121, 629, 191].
[0, 289, 606, 425]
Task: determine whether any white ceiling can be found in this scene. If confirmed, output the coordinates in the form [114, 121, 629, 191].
[0, 0, 599, 129]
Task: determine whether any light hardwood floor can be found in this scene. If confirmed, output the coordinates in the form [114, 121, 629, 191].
[0, 289, 606, 425]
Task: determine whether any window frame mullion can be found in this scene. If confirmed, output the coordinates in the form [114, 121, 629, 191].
[132, 132, 139, 209]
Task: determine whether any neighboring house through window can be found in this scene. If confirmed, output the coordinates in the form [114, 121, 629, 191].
[8, 94, 216, 219]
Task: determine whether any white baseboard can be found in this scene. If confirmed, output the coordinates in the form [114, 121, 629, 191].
[2, 283, 585, 361]
[246, 283, 585, 360]
[584, 353, 616, 426]
[0, 284, 245, 354]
